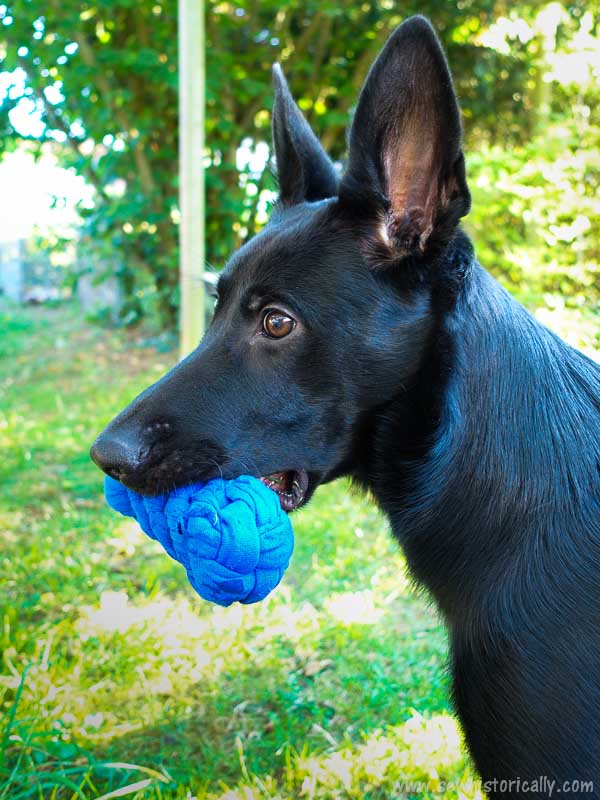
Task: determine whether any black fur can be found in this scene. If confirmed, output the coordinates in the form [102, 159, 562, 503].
[91, 17, 600, 797]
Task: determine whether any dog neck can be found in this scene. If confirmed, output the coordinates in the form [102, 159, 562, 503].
[365, 250, 600, 625]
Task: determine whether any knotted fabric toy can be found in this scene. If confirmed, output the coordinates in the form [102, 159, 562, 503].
[104, 475, 294, 607]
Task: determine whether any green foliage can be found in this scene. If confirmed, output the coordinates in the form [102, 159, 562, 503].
[0, 2, 599, 327]
[0, 1, 179, 325]
[468, 117, 600, 304]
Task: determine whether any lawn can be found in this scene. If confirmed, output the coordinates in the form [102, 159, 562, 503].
[0, 300, 597, 800]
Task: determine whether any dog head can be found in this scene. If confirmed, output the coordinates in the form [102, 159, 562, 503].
[91, 16, 471, 510]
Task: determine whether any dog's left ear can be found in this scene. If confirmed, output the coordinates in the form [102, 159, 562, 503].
[339, 16, 470, 260]
[272, 64, 339, 206]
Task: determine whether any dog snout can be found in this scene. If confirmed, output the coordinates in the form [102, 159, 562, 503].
[90, 429, 142, 481]
[90, 413, 188, 492]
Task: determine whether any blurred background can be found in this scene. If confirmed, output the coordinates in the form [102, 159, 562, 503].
[0, 2, 598, 799]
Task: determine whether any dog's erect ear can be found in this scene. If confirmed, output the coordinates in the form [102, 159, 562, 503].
[271, 64, 339, 206]
[339, 16, 470, 259]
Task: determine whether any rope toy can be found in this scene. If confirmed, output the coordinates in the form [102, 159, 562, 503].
[104, 475, 294, 607]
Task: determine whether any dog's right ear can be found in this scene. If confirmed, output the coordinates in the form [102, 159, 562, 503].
[339, 16, 470, 262]
[271, 64, 339, 206]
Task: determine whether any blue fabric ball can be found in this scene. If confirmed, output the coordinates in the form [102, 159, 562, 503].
[104, 475, 294, 607]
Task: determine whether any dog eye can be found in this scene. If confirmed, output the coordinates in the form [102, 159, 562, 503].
[262, 309, 295, 339]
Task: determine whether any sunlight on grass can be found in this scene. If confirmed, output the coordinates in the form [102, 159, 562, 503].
[211, 713, 481, 799]
[324, 591, 384, 626]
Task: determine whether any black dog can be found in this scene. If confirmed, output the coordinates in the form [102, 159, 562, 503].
[91, 17, 600, 798]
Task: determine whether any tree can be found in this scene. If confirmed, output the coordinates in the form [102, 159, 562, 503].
[0, 1, 598, 327]
[1, 0, 179, 324]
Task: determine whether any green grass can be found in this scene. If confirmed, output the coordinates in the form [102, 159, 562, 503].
[1, 300, 596, 800]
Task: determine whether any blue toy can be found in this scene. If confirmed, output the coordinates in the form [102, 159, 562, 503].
[104, 475, 294, 607]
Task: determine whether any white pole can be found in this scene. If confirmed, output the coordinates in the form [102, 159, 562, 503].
[178, 0, 205, 358]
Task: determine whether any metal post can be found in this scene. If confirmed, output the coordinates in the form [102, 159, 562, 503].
[178, 0, 205, 358]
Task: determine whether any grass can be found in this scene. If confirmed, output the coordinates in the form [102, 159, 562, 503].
[0, 299, 597, 800]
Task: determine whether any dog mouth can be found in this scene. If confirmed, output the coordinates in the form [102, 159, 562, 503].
[259, 469, 309, 512]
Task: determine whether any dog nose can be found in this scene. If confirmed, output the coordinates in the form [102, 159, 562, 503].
[90, 432, 141, 480]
